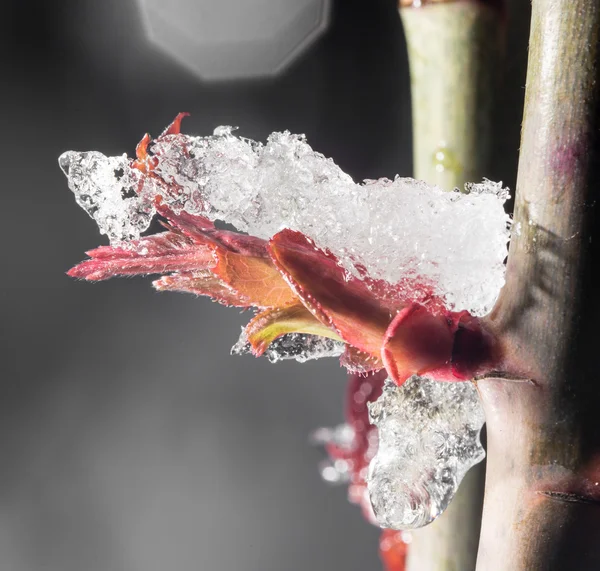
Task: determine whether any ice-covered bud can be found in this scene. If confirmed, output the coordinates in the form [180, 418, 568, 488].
[62, 114, 509, 382]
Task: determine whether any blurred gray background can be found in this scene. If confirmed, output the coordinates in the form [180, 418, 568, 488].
[0, 1, 528, 570]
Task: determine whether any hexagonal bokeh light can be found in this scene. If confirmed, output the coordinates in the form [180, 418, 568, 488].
[137, 0, 331, 80]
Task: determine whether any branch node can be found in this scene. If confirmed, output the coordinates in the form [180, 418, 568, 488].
[472, 371, 539, 386]
[536, 490, 600, 506]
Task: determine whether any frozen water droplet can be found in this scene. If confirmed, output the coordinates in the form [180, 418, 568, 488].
[58, 150, 76, 176]
[432, 145, 461, 177]
[514, 221, 522, 237]
[230, 328, 252, 357]
[367, 377, 485, 530]
[230, 330, 344, 363]
[213, 125, 238, 137]
[264, 333, 344, 363]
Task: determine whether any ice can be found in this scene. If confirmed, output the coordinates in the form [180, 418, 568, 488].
[367, 377, 485, 530]
[60, 127, 510, 314]
[231, 329, 344, 363]
[263, 334, 345, 363]
[59, 151, 151, 243]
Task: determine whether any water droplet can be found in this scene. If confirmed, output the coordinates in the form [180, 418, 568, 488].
[432, 145, 461, 177]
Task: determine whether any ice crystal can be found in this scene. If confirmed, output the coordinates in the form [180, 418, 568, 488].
[59, 127, 510, 315]
[231, 330, 344, 363]
[59, 151, 151, 242]
[367, 377, 485, 530]
[264, 334, 345, 363]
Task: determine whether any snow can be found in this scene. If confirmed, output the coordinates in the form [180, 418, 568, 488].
[60, 126, 510, 315]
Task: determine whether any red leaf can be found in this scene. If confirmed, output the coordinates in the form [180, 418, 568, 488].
[379, 529, 409, 571]
[450, 312, 498, 380]
[212, 250, 298, 308]
[68, 233, 215, 281]
[156, 201, 269, 258]
[268, 230, 461, 381]
[324, 370, 387, 523]
[153, 271, 249, 307]
[245, 303, 341, 356]
[133, 133, 151, 168]
[340, 346, 384, 374]
[381, 303, 454, 386]
[268, 229, 394, 358]
[160, 112, 190, 137]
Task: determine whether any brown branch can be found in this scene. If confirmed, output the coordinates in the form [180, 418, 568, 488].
[477, 1, 600, 569]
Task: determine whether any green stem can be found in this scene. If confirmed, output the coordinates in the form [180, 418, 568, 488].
[401, 1, 502, 190]
[399, 2, 503, 570]
[405, 465, 485, 571]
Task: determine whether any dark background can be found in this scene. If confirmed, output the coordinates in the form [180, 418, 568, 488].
[0, 1, 528, 569]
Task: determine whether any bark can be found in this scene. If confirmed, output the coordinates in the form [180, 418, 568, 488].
[399, 2, 503, 570]
[476, 1, 600, 569]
